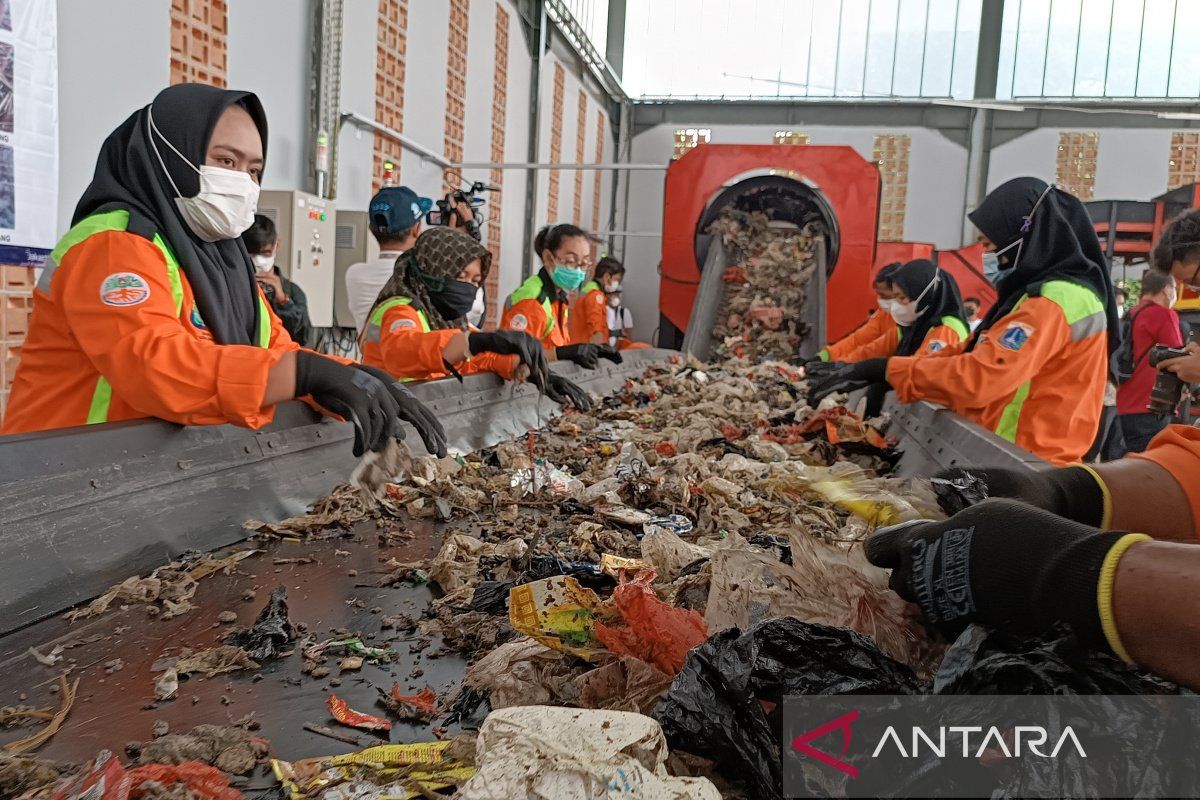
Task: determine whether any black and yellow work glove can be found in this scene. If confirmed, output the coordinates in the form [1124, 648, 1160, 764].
[867, 499, 1149, 661]
[933, 464, 1109, 526]
[806, 357, 888, 406]
[556, 343, 601, 369]
[546, 373, 592, 411]
[469, 331, 552, 392]
[596, 344, 623, 365]
[296, 352, 400, 457]
[352, 364, 448, 458]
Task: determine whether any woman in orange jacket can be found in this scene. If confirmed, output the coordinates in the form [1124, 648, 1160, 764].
[502, 223, 622, 370]
[810, 177, 1118, 465]
[569, 255, 619, 345]
[1, 84, 445, 457]
[815, 262, 902, 362]
[359, 226, 591, 409]
[810, 259, 969, 416]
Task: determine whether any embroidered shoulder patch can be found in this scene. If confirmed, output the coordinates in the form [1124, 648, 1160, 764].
[389, 318, 418, 332]
[998, 321, 1034, 351]
[927, 338, 946, 352]
[100, 272, 151, 307]
[509, 313, 528, 332]
[594, 293, 605, 305]
[190, 305, 207, 330]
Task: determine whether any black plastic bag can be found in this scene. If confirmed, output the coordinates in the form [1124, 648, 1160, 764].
[517, 554, 615, 591]
[224, 585, 296, 662]
[654, 617, 922, 800]
[930, 472, 989, 516]
[470, 580, 514, 615]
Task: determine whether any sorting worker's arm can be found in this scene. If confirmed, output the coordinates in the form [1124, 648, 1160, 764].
[501, 297, 553, 353]
[375, 304, 462, 380]
[887, 298, 1066, 410]
[837, 328, 899, 362]
[821, 311, 894, 361]
[574, 289, 609, 345]
[868, 499, 1200, 691]
[938, 423, 1197, 541]
[61, 230, 296, 428]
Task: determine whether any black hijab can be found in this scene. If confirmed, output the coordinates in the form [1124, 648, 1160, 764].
[892, 259, 967, 357]
[74, 84, 269, 345]
[966, 177, 1118, 353]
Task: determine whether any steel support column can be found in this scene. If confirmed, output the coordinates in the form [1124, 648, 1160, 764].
[605, 0, 627, 79]
[962, 0, 1005, 243]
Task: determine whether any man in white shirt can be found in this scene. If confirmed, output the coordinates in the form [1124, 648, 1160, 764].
[345, 186, 431, 332]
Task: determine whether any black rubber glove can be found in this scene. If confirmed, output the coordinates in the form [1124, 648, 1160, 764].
[545, 373, 593, 411]
[352, 364, 448, 457]
[468, 330, 552, 392]
[806, 357, 888, 406]
[932, 465, 1106, 526]
[556, 343, 600, 369]
[596, 344, 623, 364]
[866, 499, 1134, 648]
[296, 351, 399, 457]
[803, 359, 843, 382]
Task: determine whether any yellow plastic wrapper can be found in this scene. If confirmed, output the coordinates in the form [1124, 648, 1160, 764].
[508, 576, 608, 660]
[598, 553, 649, 577]
[271, 742, 473, 800]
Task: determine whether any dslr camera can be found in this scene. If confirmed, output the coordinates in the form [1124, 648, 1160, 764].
[426, 180, 498, 241]
[1148, 345, 1191, 415]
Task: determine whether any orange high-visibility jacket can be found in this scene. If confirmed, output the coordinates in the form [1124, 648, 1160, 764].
[568, 280, 608, 344]
[1131, 424, 1200, 539]
[819, 311, 895, 362]
[359, 296, 517, 381]
[836, 316, 969, 362]
[501, 272, 571, 349]
[886, 280, 1108, 466]
[2, 211, 301, 435]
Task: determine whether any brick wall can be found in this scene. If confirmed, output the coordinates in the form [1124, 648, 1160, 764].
[485, 4, 510, 327]
[0, 265, 32, 417]
[170, 0, 228, 87]
[1168, 132, 1200, 190]
[1056, 132, 1099, 200]
[374, 0, 409, 193]
[592, 110, 605, 233]
[873, 134, 910, 242]
[444, 0, 470, 194]
[573, 90, 587, 226]
[547, 64, 565, 222]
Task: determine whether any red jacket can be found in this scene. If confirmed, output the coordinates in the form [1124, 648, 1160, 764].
[1116, 300, 1183, 416]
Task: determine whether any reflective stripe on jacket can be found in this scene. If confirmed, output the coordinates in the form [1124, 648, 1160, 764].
[502, 272, 570, 348]
[2, 210, 287, 435]
[360, 295, 517, 381]
[887, 279, 1108, 466]
[569, 281, 609, 344]
[838, 315, 969, 362]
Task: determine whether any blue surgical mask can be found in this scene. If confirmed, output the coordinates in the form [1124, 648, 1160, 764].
[982, 251, 1009, 286]
[551, 264, 587, 291]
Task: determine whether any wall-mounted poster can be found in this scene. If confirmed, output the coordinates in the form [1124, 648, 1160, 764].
[0, 0, 56, 267]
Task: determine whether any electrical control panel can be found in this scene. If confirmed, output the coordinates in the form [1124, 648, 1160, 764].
[257, 190, 337, 327]
[333, 210, 378, 329]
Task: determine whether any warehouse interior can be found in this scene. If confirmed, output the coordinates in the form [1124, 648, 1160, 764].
[3, 1, 1200, 797]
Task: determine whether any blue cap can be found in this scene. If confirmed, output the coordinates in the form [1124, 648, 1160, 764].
[369, 186, 433, 235]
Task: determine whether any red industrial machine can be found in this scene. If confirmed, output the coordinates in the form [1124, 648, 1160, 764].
[657, 144, 989, 349]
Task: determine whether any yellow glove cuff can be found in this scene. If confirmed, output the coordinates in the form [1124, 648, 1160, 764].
[1096, 532, 1152, 664]
[1075, 463, 1113, 530]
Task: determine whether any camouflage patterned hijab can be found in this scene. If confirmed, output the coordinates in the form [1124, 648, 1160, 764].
[370, 226, 491, 330]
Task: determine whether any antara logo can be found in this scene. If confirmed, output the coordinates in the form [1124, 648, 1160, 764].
[871, 725, 1087, 759]
[791, 711, 1087, 777]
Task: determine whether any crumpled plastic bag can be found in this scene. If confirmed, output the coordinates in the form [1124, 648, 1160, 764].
[223, 585, 296, 662]
[655, 617, 922, 800]
[457, 706, 720, 800]
[593, 571, 708, 675]
[704, 530, 939, 671]
[461, 637, 588, 710]
[574, 657, 673, 715]
[429, 534, 528, 593]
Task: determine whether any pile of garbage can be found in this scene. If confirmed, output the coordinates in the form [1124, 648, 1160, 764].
[709, 209, 821, 362]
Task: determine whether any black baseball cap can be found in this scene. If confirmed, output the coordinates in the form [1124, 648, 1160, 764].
[369, 186, 433, 235]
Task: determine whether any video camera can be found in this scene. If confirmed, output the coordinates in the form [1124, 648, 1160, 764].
[426, 180, 499, 242]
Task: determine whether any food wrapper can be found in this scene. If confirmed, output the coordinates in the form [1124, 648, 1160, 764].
[305, 637, 390, 662]
[271, 742, 473, 800]
[509, 461, 582, 497]
[508, 576, 607, 660]
[598, 553, 649, 577]
[327, 693, 392, 733]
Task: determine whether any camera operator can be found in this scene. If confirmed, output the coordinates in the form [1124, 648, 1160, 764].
[1116, 270, 1184, 453]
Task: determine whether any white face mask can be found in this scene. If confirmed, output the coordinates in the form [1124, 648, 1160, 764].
[466, 287, 486, 328]
[149, 106, 261, 243]
[607, 293, 621, 308]
[605, 279, 621, 293]
[250, 253, 274, 273]
[1166, 288, 1178, 308]
[889, 271, 939, 326]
